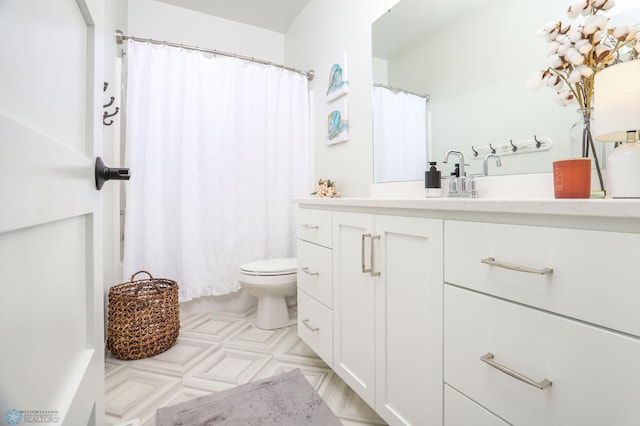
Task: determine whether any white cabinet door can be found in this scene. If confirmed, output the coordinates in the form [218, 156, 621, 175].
[333, 212, 376, 405]
[0, 1, 105, 424]
[374, 215, 443, 426]
[333, 212, 444, 423]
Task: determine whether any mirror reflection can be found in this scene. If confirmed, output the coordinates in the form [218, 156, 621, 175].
[372, 0, 639, 182]
[372, 84, 428, 182]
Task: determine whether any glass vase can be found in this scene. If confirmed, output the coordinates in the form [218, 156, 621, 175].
[569, 107, 607, 193]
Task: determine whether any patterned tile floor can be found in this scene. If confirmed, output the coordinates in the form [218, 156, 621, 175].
[105, 307, 387, 425]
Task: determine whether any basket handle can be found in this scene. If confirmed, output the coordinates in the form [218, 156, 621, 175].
[130, 270, 162, 294]
[130, 270, 153, 282]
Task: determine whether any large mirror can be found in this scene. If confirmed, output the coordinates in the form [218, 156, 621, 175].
[372, 0, 640, 182]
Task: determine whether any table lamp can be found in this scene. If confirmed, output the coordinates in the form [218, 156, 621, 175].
[594, 60, 640, 198]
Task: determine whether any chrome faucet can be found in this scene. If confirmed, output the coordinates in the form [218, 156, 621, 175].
[469, 153, 503, 198]
[443, 149, 472, 197]
[443, 149, 465, 179]
[483, 153, 502, 176]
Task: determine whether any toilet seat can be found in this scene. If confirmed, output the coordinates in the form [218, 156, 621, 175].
[240, 258, 297, 276]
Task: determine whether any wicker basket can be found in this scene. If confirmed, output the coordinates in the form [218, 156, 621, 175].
[107, 271, 180, 360]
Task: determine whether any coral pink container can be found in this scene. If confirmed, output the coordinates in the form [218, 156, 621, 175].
[553, 158, 591, 199]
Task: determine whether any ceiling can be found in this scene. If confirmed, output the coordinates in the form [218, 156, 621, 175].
[156, 0, 311, 33]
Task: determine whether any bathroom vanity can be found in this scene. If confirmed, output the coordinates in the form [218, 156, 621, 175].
[296, 197, 640, 426]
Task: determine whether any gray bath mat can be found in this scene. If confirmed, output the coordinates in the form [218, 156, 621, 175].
[155, 369, 342, 425]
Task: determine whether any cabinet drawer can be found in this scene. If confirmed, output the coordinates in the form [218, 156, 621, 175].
[298, 208, 332, 248]
[444, 285, 640, 426]
[296, 240, 332, 308]
[297, 289, 333, 367]
[444, 220, 640, 337]
[445, 385, 508, 426]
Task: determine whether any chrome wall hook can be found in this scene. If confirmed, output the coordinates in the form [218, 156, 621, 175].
[103, 107, 120, 126]
[470, 136, 552, 159]
[102, 81, 119, 126]
[103, 96, 115, 108]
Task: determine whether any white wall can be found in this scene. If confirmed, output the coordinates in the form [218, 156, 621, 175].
[127, 0, 285, 62]
[102, 0, 128, 311]
[285, 0, 399, 197]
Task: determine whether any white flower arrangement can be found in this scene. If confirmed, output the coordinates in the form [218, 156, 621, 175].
[311, 179, 340, 198]
[527, 0, 640, 109]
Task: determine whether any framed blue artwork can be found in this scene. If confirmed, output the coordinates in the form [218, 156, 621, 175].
[327, 99, 348, 145]
[326, 53, 349, 103]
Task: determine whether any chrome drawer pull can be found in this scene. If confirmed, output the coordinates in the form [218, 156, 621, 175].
[302, 319, 319, 332]
[481, 257, 553, 275]
[301, 267, 319, 276]
[300, 224, 319, 229]
[480, 353, 552, 390]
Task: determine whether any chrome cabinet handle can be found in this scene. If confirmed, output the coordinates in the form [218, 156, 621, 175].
[481, 257, 553, 275]
[300, 224, 319, 229]
[480, 353, 552, 390]
[361, 234, 381, 277]
[301, 267, 319, 276]
[370, 235, 380, 277]
[302, 319, 319, 332]
[362, 234, 372, 274]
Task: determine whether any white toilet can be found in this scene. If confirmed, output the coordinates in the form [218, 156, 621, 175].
[239, 258, 297, 330]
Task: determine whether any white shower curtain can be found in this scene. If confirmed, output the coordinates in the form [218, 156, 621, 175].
[372, 86, 427, 182]
[123, 41, 310, 302]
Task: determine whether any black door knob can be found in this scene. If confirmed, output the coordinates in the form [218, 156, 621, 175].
[95, 157, 130, 190]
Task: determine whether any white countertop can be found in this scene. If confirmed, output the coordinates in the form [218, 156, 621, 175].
[295, 197, 640, 219]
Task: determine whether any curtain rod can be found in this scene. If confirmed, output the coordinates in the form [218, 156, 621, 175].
[374, 83, 430, 101]
[115, 30, 314, 81]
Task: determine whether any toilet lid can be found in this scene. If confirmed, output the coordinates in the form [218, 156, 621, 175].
[240, 258, 297, 276]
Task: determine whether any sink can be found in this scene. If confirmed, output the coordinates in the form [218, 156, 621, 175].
[471, 173, 554, 199]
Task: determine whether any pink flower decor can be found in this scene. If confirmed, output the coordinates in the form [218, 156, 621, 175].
[311, 179, 340, 198]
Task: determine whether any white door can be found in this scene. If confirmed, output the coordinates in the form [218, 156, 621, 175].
[0, 1, 105, 425]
